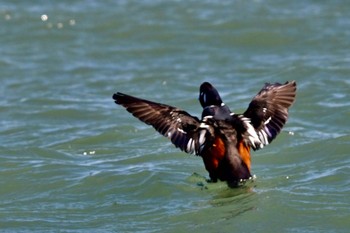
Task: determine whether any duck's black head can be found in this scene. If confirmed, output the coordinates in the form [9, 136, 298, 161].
[199, 82, 223, 108]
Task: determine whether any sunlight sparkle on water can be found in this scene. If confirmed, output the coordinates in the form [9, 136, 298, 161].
[41, 14, 48, 21]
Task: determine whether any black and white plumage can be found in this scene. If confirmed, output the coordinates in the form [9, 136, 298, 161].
[113, 81, 296, 186]
[243, 82, 297, 149]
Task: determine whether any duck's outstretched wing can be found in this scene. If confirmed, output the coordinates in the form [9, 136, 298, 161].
[113, 92, 205, 155]
[243, 81, 297, 150]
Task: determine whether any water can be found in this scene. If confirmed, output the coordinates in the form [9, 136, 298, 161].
[1, 1, 350, 232]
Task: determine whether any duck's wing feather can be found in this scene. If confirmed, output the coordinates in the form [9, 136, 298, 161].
[243, 81, 297, 150]
[113, 92, 205, 155]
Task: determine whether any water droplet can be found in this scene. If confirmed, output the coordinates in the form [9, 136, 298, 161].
[41, 14, 48, 21]
[69, 19, 76, 26]
[57, 22, 63, 29]
[5, 14, 11, 20]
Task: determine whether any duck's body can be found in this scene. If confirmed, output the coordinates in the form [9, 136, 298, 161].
[113, 81, 296, 186]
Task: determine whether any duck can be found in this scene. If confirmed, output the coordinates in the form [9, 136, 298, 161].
[112, 81, 296, 187]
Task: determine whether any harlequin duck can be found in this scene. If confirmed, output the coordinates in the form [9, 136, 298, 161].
[113, 81, 296, 186]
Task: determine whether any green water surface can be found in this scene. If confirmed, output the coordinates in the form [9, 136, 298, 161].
[1, 1, 350, 232]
